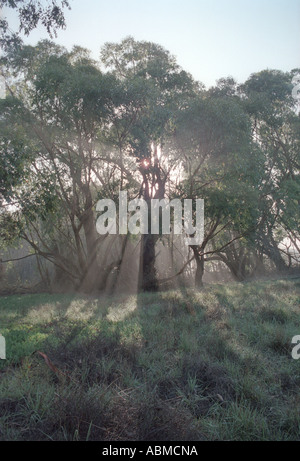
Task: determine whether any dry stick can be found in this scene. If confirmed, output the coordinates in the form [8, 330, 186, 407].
[34, 351, 76, 383]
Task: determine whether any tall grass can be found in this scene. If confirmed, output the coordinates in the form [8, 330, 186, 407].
[0, 278, 299, 440]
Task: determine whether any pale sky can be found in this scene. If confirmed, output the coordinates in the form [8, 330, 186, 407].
[3, 0, 300, 88]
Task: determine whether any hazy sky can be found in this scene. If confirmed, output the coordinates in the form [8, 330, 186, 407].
[3, 0, 300, 87]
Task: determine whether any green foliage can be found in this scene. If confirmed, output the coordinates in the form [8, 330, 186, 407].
[241, 69, 300, 261]
[0, 1, 70, 51]
[101, 36, 197, 159]
[0, 40, 299, 289]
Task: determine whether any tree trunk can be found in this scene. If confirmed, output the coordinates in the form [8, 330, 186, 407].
[140, 233, 158, 292]
[261, 234, 288, 273]
[80, 186, 101, 292]
[138, 167, 161, 292]
[192, 247, 204, 288]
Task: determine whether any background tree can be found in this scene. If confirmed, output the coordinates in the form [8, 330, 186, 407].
[241, 69, 300, 273]
[172, 87, 262, 286]
[0, 42, 125, 292]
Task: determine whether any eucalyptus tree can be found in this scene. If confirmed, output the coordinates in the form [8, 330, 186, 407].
[100, 37, 199, 290]
[241, 69, 300, 272]
[172, 87, 263, 286]
[0, 41, 125, 291]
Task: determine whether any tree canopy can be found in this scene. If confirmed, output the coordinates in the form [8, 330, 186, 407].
[0, 39, 299, 292]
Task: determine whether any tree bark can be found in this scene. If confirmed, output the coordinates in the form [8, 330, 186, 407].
[80, 186, 101, 292]
[140, 233, 158, 292]
[192, 247, 204, 288]
[261, 233, 288, 273]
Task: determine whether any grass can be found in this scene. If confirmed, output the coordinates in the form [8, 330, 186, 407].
[0, 278, 299, 441]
